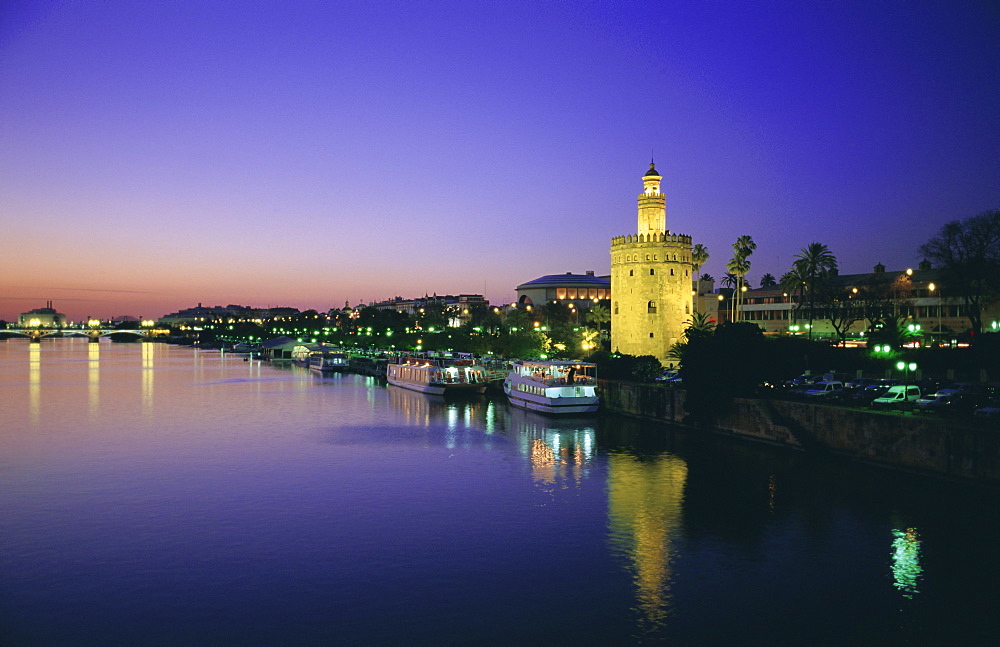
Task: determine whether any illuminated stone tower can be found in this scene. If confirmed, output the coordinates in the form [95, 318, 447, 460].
[610, 161, 694, 365]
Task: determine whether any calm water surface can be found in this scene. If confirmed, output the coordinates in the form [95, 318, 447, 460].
[2, 339, 999, 645]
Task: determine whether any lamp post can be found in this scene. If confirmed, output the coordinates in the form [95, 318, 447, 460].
[896, 361, 917, 386]
[928, 282, 939, 337]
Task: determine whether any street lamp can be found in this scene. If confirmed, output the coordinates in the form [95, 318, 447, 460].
[896, 361, 917, 386]
[928, 282, 939, 336]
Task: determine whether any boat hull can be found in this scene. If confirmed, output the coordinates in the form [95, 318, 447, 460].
[387, 378, 486, 396]
[505, 390, 599, 415]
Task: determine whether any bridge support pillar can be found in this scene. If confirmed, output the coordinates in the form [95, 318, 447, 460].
[88, 331, 102, 343]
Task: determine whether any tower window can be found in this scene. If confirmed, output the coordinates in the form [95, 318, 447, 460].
[647, 301, 657, 314]
[629, 270, 634, 277]
[650, 269, 655, 275]
[649, 332, 654, 338]
[614, 301, 619, 315]
[670, 268, 675, 275]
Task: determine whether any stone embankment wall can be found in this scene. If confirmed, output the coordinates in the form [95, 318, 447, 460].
[598, 380, 1000, 483]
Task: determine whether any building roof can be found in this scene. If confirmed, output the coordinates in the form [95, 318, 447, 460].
[644, 161, 660, 177]
[517, 272, 611, 289]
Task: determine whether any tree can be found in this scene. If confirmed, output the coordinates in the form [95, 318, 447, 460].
[700, 273, 714, 283]
[760, 273, 777, 288]
[585, 303, 610, 331]
[919, 210, 1000, 334]
[792, 242, 838, 339]
[665, 311, 716, 367]
[728, 235, 756, 322]
[822, 288, 865, 346]
[779, 266, 807, 323]
[854, 272, 912, 339]
[692, 243, 710, 277]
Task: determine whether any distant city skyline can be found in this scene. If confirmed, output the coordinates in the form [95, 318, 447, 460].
[3, 1, 998, 322]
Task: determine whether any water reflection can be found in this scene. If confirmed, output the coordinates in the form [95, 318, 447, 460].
[607, 450, 688, 635]
[503, 408, 596, 485]
[88, 342, 100, 419]
[891, 526, 922, 598]
[28, 343, 40, 424]
[141, 341, 154, 416]
[387, 385, 489, 428]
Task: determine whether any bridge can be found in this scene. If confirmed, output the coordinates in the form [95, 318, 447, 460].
[2, 327, 168, 343]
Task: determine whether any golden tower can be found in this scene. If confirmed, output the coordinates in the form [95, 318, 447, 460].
[610, 161, 695, 365]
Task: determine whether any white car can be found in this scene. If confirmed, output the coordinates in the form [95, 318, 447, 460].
[872, 385, 921, 408]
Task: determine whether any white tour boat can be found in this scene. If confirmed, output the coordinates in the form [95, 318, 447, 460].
[308, 349, 349, 374]
[386, 355, 488, 395]
[503, 360, 599, 415]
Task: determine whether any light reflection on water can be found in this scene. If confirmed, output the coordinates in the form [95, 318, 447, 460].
[2, 339, 999, 645]
[607, 451, 687, 636]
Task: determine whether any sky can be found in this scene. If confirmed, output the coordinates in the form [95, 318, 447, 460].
[2, 1, 998, 322]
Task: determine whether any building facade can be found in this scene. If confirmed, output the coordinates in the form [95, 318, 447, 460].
[726, 262, 1000, 341]
[369, 294, 488, 327]
[515, 271, 610, 310]
[18, 302, 68, 327]
[610, 162, 695, 363]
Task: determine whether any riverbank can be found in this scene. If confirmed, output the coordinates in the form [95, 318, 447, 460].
[599, 379, 1000, 484]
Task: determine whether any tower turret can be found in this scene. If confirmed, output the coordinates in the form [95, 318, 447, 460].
[637, 160, 666, 236]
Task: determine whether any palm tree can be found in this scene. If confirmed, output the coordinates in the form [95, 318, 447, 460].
[793, 242, 838, 339]
[584, 303, 611, 340]
[779, 267, 807, 325]
[729, 236, 756, 321]
[691, 243, 710, 277]
[760, 273, 777, 288]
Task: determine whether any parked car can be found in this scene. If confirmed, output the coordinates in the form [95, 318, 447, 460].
[805, 381, 845, 399]
[850, 386, 889, 405]
[872, 385, 922, 409]
[784, 374, 820, 389]
[914, 393, 959, 413]
[973, 401, 1000, 420]
[844, 378, 878, 392]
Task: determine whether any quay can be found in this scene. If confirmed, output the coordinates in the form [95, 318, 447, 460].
[599, 379, 1000, 485]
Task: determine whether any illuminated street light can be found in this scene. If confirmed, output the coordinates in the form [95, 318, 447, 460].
[896, 361, 917, 386]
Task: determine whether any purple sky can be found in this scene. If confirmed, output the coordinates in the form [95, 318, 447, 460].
[2, 1, 998, 322]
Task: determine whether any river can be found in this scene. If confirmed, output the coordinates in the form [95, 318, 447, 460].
[2, 338, 998, 645]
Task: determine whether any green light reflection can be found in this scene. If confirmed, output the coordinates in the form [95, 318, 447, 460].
[891, 527, 922, 598]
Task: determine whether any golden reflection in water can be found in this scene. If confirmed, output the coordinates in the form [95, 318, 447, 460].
[506, 409, 595, 485]
[607, 452, 688, 635]
[88, 342, 100, 419]
[527, 429, 595, 484]
[891, 526, 922, 598]
[141, 342, 155, 415]
[28, 343, 41, 425]
[388, 385, 433, 426]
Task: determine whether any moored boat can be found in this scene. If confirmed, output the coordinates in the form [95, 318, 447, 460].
[386, 354, 488, 395]
[503, 360, 599, 415]
[308, 349, 349, 373]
